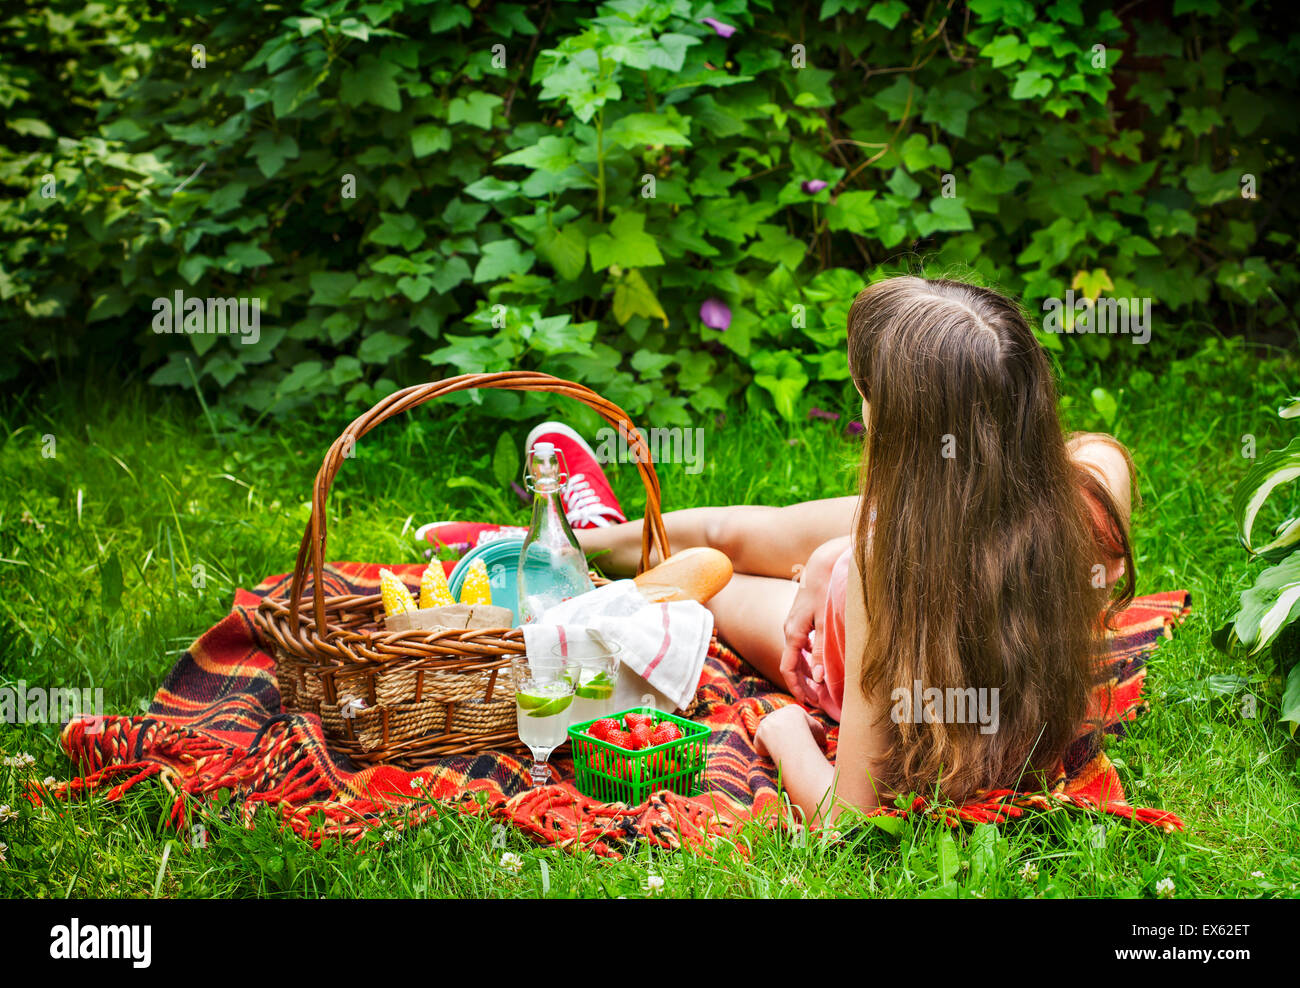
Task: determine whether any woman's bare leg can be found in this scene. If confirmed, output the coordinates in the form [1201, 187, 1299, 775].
[705, 574, 799, 684]
[576, 497, 859, 578]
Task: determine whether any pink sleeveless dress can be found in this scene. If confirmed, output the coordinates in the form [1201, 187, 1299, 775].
[810, 487, 1125, 722]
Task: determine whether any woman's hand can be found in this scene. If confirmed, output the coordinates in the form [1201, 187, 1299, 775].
[779, 537, 847, 706]
[754, 703, 827, 760]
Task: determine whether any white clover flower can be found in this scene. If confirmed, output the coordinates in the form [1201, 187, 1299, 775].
[0, 841, 7, 863]
[499, 852, 523, 873]
[0, 805, 16, 823]
[1156, 877, 1175, 899]
[409, 778, 422, 791]
[2, 753, 36, 769]
[1250, 871, 1265, 879]
[643, 874, 665, 894]
[1019, 861, 1039, 882]
[42, 777, 57, 789]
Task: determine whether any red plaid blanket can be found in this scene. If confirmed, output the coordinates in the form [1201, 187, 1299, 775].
[40, 562, 1189, 857]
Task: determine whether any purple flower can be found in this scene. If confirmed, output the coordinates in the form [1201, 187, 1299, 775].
[846, 420, 865, 437]
[700, 297, 732, 332]
[701, 17, 736, 38]
[801, 179, 828, 195]
[808, 407, 840, 422]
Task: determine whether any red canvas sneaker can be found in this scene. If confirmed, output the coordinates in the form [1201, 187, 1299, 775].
[524, 421, 627, 529]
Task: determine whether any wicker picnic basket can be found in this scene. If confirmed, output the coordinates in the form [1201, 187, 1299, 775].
[251, 371, 672, 769]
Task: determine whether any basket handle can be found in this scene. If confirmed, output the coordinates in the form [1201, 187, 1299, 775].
[288, 371, 672, 635]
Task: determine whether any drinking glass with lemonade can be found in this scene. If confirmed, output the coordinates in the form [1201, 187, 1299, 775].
[556, 640, 620, 726]
[511, 654, 574, 787]
[513, 640, 621, 788]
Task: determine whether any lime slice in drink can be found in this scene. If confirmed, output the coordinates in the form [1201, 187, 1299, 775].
[575, 670, 615, 700]
[516, 690, 549, 711]
[525, 694, 574, 718]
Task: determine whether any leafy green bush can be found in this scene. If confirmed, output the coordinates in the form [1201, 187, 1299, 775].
[1, 0, 1297, 426]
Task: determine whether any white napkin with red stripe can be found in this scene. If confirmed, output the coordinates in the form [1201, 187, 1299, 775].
[519, 580, 713, 712]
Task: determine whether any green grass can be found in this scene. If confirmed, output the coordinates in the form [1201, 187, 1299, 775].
[1, 338, 1298, 898]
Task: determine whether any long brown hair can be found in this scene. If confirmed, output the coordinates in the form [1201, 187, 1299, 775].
[846, 276, 1136, 804]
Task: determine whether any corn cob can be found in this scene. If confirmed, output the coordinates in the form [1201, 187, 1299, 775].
[458, 558, 493, 606]
[379, 568, 417, 617]
[419, 560, 454, 609]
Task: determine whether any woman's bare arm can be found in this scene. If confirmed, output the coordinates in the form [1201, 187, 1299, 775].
[755, 549, 891, 825]
[822, 547, 892, 819]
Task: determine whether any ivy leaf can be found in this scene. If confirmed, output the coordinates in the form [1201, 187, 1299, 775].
[588, 212, 664, 270]
[448, 91, 502, 130]
[1010, 69, 1053, 100]
[357, 331, 412, 364]
[631, 348, 674, 377]
[396, 275, 433, 302]
[914, 197, 973, 235]
[411, 124, 451, 158]
[309, 271, 358, 306]
[431, 256, 472, 294]
[368, 212, 425, 251]
[871, 77, 914, 119]
[464, 176, 521, 202]
[922, 88, 978, 137]
[247, 131, 299, 178]
[279, 360, 324, 394]
[1071, 268, 1114, 299]
[223, 242, 272, 270]
[536, 223, 588, 280]
[750, 350, 809, 421]
[612, 269, 669, 327]
[473, 239, 535, 282]
[443, 197, 491, 233]
[496, 135, 580, 171]
[749, 224, 808, 269]
[604, 112, 692, 149]
[340, 56, 403, 112]
[866, 1, 909, 29]
[980, 34, 1031, 68]
[178, 255, 213, 285]
[827, 191, 879, 234]
[430, 5, 472, 31]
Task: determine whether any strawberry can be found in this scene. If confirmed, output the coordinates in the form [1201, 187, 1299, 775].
[624, 712, 654, 732]
[649, 723, 682, 746]
[588, 718, 619, 742]
[605, 729, 635, 751]
[630, 724, 653, 750]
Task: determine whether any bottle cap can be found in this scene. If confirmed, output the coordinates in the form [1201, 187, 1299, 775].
[525, 442, 567, 493]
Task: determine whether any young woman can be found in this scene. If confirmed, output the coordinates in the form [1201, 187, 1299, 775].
[525, 276, 1137, 826]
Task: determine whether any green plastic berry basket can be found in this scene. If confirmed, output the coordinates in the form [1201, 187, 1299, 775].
[568, 706, 711, 804]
